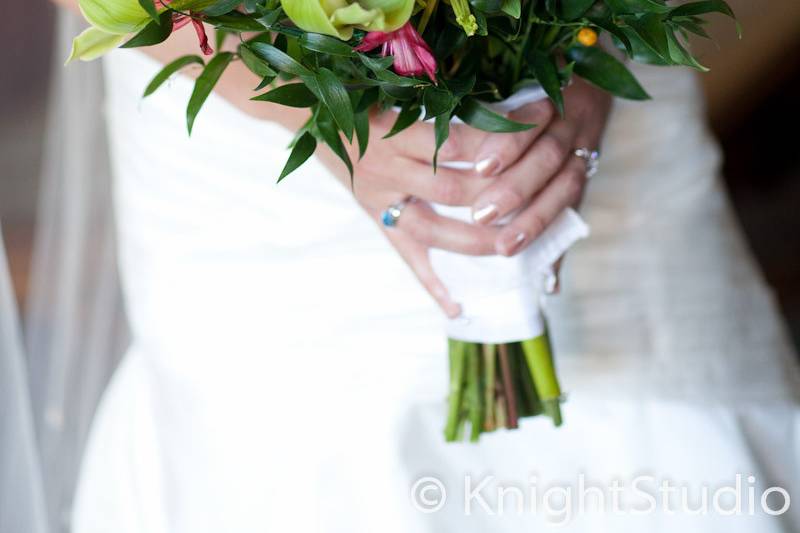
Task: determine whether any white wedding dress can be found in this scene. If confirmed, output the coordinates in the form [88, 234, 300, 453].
[72, 49, 800, 532]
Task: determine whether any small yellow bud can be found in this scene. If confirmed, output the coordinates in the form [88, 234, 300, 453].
[577, 28, 598, 47]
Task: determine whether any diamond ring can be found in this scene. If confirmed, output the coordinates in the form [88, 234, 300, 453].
[574, 148, 600, 178]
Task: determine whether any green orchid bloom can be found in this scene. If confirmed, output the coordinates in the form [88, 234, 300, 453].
[69, 0, 217, 62]
[281, 0, 415, 40]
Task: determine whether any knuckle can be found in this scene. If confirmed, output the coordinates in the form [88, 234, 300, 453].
[437, 131, 463, 161]
[537, 136, 567, 169]
[432, 176, 464, 205]
[540, 101, 556, 121]
[505, 132, 528, 160]
[402, 210, 433, 245]
[498, 184, 527, 210]
[526, 211, 548, 238]
[463, 237, 491, 256]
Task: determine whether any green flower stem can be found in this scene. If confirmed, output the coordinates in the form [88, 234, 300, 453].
[495, 385, 508, 429]
[497, 343, 519, 429]
[541, 24, 562, 48]
[450, 0, 478, 36]
[515, 343, 542, 417]
[417, 0, 438, 35]
[521, 333, 563, 426]
[444, 339, 467, 441]
[482, 344, 496, 431]
[466, 343, 482, 442]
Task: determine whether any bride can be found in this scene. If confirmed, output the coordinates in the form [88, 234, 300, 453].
[49, 2, 799, 531]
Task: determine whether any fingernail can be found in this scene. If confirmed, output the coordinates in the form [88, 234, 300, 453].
[475, 156, 500, 177]
[498, 232, 526, 256]
[472, 204, 498, 224]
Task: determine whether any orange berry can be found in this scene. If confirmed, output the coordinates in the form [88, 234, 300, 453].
[577, 28, 598, 47]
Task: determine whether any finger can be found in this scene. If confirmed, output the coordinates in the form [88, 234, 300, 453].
[548, 256, 564, 295]
[495, 156, 586, 256]
[375, 111, 486, 164]
[383, 228, 462, 318]
[471, 120, 577, 225]
[472, 99, 557, 177]
[396, 201, 499, 255]
[364, 157, 494, 207]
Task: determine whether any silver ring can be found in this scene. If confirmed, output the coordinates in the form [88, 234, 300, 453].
[574, 147, 600, 178]
[381, 197, 411, 227]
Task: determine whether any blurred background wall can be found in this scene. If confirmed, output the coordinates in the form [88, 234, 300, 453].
[1, 1, 799, 346]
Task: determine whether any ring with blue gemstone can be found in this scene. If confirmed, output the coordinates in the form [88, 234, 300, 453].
[381, 197, 411, 228]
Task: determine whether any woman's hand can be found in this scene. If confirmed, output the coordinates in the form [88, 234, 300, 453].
[468, 78, 613, 256]
[315, 112, 505, 317]
[318, 79, 612, 315]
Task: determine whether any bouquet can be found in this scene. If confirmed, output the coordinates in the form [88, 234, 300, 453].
[70, 0, 736, 441]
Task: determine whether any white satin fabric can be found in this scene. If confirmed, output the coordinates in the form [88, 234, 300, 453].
[72, 49, 800, 533]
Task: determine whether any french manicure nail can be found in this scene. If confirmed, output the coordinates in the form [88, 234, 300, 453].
[475, 156, 500, 177]
[500, 232, 526, 256]
[472, 204, 498, 224]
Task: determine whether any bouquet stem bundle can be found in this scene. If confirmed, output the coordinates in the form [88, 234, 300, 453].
[445, 330, 562, 442]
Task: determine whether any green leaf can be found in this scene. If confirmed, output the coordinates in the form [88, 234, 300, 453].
[374, 68, 423, 87]
[355, 87, 380, 112]
[204, 12, 265, 31]
[383, 104, 421, 139]
[675, 19, 711, 39]
[566, 45, 650, 100]
[354, 109, 370, 159]
[669, 0, 739, 36]
[470, 0, 502, 13]
[588, 15, 633, 55]
[187, 52, 234, 134]
[138, 0, 160, 24]
[422, 87, 456, 120]
[121, 12, 174, 48]
[500, 0, 520, 18]
[251, 83, 318, 107]
[256, 7, 284, 27]
[239, 44, 277, 78]
[619, 26, 669, 64]
[444, 75, 476, 98]
[560, 0, 595, 20]
[316, 109, 353, 179]
[380, 84, 417, 100]
[359, 54, 394, 71]
[278, 132, 317, 182]
[254, 74, 277, 91]
[605, 0, 670, 14]
[530, 50, 564, 116]
[215, 29, 230, 50]
[433, 112, 450, 171]
[455, 98, 535, 133]
[144, 55, 204, 97]
[247, 42, 312, 77]
[624, 12, 670, 61]
[670, 0, 734, 19]
[311, 68, 355, 142]
[203, 0, 243, 16]
[666, 29, 708, 71]
[299, 33, 355, 57]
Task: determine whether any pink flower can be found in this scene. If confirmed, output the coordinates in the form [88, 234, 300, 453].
[355, 22, 437, 82]
[157, 0, 213, 55]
